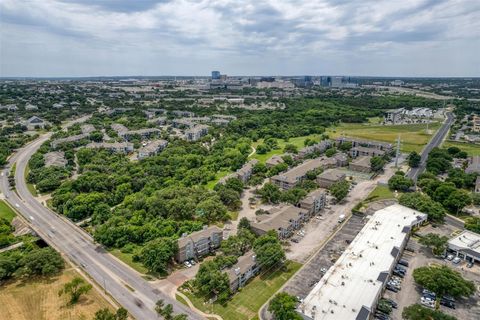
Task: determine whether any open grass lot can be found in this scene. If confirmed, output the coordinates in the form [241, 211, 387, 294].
[109, 248, 149, 275]
[442, 140, 480, 156]
[24, 165, 38, 197]
[325, 122, 441, 153]
[182, 261, 301, 320]
[364, 185, 396, 203]
[0, 199, 16, 222]
[206, 170, 231, 189]
[0, 268, 112, 320]
[249, 134, 322, 163]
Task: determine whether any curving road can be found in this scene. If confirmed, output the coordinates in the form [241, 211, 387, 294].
[0, 119, 203, 320]
[407, 111, 455, 181]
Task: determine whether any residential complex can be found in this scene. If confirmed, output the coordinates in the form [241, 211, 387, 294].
[219, 159, 258, 184]
[138, 139, 168, 159]
[466, 156, 480, 174]
[226, 251, 260, 292]
[176, 226, 223, 263]
[85, 142, 134, 154]
[316, 169, 346, 188]
[298, 204, 427, 320]
[299, 188, 327, 215]
[250, 205, 309, 239]
[349, 156, 372, 173]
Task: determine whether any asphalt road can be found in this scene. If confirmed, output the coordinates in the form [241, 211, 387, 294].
[0, 120, 203, 320]
[407, 111, 455, 181]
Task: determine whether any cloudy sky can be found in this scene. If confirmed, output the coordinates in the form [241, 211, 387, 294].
[1, 0, 479, 77]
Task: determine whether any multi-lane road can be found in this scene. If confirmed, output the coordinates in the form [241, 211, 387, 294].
[407, 111, 455, 181]
[0, 119, 203, 320]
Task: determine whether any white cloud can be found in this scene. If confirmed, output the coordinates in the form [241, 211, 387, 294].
[0, 0, 479, 76]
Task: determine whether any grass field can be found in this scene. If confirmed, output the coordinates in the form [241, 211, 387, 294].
[0, 268, 113, 320]
[249, 134, 322, 163]
[325, 122, 441, 153]
[442, 140, 480, 156]
[182, 260, 301, 320]
[0, 199, 16, 222]
[206, 170, 232, 189]
[109, 248, 149, 274]
[24, 165, 38, 197]
[364, 185, 396, 203]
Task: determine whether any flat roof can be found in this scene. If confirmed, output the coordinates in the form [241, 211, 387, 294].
[299, 204, 427, 320]
[448, 230, 480, 259]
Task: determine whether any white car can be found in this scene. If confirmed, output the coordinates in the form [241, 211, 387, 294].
[420, 297, 435, 308]
[452, 257, 461, 264]
[184, 261, 192, 268]
[446, 254, 454, 261]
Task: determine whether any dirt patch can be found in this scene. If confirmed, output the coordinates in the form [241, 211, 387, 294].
[0, 268, 113, 320]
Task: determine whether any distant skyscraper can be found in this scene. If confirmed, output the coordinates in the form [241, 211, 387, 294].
[211, 71, 221, 80]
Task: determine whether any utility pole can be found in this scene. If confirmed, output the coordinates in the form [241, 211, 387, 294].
[395, 134, 401, 168]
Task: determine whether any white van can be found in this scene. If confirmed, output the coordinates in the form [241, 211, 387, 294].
[338, 214, 346, 223]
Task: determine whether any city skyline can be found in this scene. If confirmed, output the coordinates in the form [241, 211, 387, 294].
[1, 0, 480, 77]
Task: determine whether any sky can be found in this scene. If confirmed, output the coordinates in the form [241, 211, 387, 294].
[0, 0, 479, 77]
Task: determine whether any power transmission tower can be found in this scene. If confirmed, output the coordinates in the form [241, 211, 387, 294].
[395, 134, 401, 168]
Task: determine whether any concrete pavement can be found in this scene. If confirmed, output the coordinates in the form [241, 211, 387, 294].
[0, 126, 204, 319]
[407, 111, 455, 181]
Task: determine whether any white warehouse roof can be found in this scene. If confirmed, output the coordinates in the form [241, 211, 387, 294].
[448, 230, 480, 260]
[298, 204, 427, 320]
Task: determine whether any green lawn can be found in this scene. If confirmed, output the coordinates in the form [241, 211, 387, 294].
[0, 199, 16, 222]
[442, 140, 480, 156]
[325, 122, 441, 153]
[24, 165, 38, 197]
[364, 185, 396, 203]
[249, 134, 322, 163]
[109, 248, 149, 274]
[182, 261, 302, 320]
[206, 170, 232, 190]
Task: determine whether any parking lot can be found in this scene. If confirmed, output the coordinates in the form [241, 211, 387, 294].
[384, 237, 480, 320]
[283, 213, 366, 299]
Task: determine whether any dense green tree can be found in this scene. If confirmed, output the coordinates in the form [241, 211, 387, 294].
[19, 247, 64, 277]
[399, 192, 446, 223]
[325, 148, 336, 157]
[413, 265, 475, 299]
[253, 232, 285, 269]
[465, 217, 480, 233]
[419, 233, 448, 256]
[443, 190, 472, 213]
[408, 151, 421, 168]
[194, 260, 231, 302]
[93, 308, 128, 320]
[58, 276, 92, 305]
[238, 217, 251, 230]
[388, 173, 413, 192]
[370, 156, 386, 172]
[402, 304, 456, 320]
[283, 144, 298, 154]
[268, 292, 302, 320]
[257, 183, 282, 204]
[138, 238, 177, 275]
[329, 180, 350, 202]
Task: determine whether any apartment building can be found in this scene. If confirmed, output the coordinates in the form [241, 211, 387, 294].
[384, 108, 405, 124]
[51, 133, 89, 148]
[85, 142, 134, 154]
[466, 156, 480, 174]
[176, 226, 223, 263]
[350, 146, 386, 158]
[271, 157, 337, 190]
[336, 137, 393, 153]
[266, 155, 285, 168]
[299, 188, 327, 215]
[316, 169, 346, 188]
[349, 156, 372, 173]
[122, 128, 161, 141]
[219, 159, 258, 184]
[43, 151, 67, 168]
[185, 124, 209, 141]
[227, 251, 260, 292]
[250, 205, 308, 239]
[147, 116, 167, 126]
[138, 139, 168, 159]
[296, 140, 332, 159]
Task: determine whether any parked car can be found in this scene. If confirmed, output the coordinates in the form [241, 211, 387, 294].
[380, 298, 397, 309]
[398, 259, 409, 267]
[189, 259, 196, 266]
[446, 254, 454, 261]
[452, 257, 461, 264]
[420, 297, 435, 308]
[467, 262, 474, 268]
[440, 299, 456, 309]
[184, 261, 192, 268]
[392, 270, 405, 278]
[386, 284, 398, 292]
